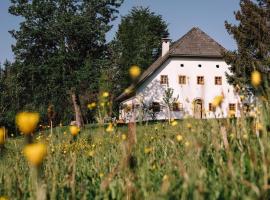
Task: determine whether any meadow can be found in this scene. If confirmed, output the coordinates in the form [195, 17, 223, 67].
[1, 114, 270, 199]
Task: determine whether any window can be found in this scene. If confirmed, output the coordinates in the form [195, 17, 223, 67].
[160, 75, 168, 85]
[215, 76, 222, 85]
[179, 75, 186, 84]
[180, 64, 184, 67]
[197, 76, 204, 85]
[229, 103, 236, 111]
[209, 103, 216, 112]
[172, 102, 180, 111]
[151, 102, 160, 112]
[198, 64, 202, 68]
[216, 65, 220, 68]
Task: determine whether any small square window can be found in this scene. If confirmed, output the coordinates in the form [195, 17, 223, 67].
[198, 64, 202, 67]
[216, 65, 220, 68]
[229, 103, 236, 111]
[179, 75, 186, 84]
[215, 76, 222, 85]
[151, 102, 161, 112]
[172, 102, 180, 111]
[197, 76, 204, 85]
[160, 75, 168, 85]
[209, 103, 216, 112]
[180, 64, 184, 67]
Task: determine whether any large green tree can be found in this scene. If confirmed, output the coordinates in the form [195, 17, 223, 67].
[224, 0, 270, 94]
[2, 0, 123, 129]
[112, 7, 169, 94]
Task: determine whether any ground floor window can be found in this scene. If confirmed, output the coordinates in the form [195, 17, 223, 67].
[229, 103, 236, 111]
[209, 103, 216, 112]
[151, 102, 161, 112]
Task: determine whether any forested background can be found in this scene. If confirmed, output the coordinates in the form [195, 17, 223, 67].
[0, 0, 269, 133]
[0, 0, 169, 133]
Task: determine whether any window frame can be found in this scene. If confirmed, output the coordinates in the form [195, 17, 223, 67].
[209, 103, 216, 112]
[229, 103, 236, 111]
[160, 75, 168, 85]
[178, 75, 186, 85]
[151, 102, 161, 112]
[215, 76, 222, 85]
[197, 76, 204, 85]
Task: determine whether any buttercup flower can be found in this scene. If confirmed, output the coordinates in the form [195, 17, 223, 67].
[121, 133, 127, 141]
[23, 143, 47, 166]
[171, 121, 178, 126]
[69, 125, 80, 136]
[176, 134, 183, 142]
[102, 92, 109, 98]
[106, 123, 114, 133]
[129, 65, 141, 79]
[88, 102, 97, 110]
[212, 95, 224, 108]
[16, 112, 40, 135]
[0, 127, 6, 145]
[251, 70, 261, 87]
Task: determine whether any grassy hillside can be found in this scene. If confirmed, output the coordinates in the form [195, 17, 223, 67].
[1, 116, 270, 200]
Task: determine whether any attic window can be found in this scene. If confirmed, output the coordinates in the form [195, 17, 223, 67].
[216, 65, 220, 68]
[198, 64, 202, 68]
[180, 64, 184, 67]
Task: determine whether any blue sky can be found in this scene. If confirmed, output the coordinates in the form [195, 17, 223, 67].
[0, 0, 240, 65]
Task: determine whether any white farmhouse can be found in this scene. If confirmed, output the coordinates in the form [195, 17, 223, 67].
[116, 27, 241, 122]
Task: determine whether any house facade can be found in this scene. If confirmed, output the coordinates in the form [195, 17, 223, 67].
[117, 27, 241, 122]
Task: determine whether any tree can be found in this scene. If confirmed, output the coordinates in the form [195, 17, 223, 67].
[163, 88, 178, 123]
[112, 7, 169, 93]
[6, 0, 123, 128]
[224, 0, 270, 95]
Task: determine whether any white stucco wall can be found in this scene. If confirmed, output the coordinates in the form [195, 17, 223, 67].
[119, 57, 241, 122]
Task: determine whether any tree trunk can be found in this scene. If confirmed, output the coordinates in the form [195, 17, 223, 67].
[71, 91, 84, 128]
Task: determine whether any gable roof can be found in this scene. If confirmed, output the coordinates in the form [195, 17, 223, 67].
[116, 27, 227, 102]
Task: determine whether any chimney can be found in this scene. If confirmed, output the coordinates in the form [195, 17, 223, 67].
[162, 38, 171, 57]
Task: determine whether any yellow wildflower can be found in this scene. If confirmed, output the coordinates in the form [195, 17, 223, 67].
[129, 65, 141, 79]
[23, 143, 47, 166]
[212, 95, 224, 108]
[256, 123, 263, 131]
[240, 95, 245, 101]
[176, 134, 183, 142]
[16, 112, 40, 135]
[243, 134, 248, 140]
[88, 150, 95, 157]
[163, 174, 169, 181]
[102, 92, 109, 98]
[251, 70, 261, 87]
[121, 133, 127, 141]
[144, 147, 153, 154]
[171, 121, 178, 126]
[0, 127, 6, 145]
[187, 123, 192, 129]
[184, 141, 190, 147]
[99, 173, 104, 178]
[87, 102, 96, 110]
[69, 125, 80, 136]
[106, 123, 114, 133]
[228, 110, 236, 118]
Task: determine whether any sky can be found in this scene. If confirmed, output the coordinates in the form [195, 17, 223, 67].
[0, 0, 240, 65]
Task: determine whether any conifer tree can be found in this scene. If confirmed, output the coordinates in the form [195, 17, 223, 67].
[224, 0, 270, 94]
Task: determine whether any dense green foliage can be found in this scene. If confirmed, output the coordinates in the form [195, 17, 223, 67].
[224, 0, 270, 93]
[1, 115, 270, 199]
[0, 0, 123, 131]
[111, 7, 169, 93]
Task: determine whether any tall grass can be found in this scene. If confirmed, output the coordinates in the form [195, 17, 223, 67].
[1, 104, 270, 200]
